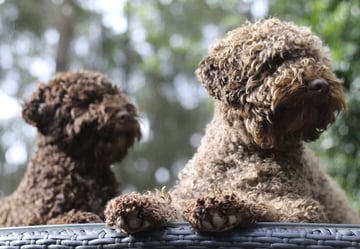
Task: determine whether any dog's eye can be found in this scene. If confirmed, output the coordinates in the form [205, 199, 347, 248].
[275, 106, 292, 114]
[91, 95, 104, 103]
[73, 95, 103, 109]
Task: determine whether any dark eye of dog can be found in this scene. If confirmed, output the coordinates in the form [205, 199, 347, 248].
[73, 96, 102, 110]
[92, 95, 104, 103]
[266, 53, 292, 75]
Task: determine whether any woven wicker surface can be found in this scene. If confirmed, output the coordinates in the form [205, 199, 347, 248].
[1, 222, 360, 249]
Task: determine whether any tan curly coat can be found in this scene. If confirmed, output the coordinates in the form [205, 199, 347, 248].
[105, 18, 360, 233]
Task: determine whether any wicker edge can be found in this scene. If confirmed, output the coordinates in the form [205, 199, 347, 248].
[1, 222, 360, 249]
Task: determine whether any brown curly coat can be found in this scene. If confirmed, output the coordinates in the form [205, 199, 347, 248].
[0, 71, 141, 226]
[105, 18, 360, 233]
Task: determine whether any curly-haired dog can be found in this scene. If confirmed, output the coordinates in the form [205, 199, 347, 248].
[105, 18, 360, 233]
[0, 71, 141, 226]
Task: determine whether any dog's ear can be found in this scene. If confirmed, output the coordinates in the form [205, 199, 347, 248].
[195, 55, 224, 101]
[195, 53, 245, 106]
[22, 87, 62, 138]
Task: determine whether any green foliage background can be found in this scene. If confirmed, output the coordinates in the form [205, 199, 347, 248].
[0, 0, 359, 213]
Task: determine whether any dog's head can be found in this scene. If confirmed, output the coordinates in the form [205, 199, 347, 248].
[196, 18, 345, 149]
[22, 71, 141, 163]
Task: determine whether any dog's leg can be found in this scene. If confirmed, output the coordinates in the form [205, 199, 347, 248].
[104, 190, 181, 233]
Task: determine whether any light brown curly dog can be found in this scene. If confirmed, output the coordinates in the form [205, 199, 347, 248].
[0, 71, 141, 226]
[105, 18, 360, 233]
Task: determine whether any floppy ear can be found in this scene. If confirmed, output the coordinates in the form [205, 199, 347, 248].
[22, 87, 62, 138]
[195, 55, 224, 101]
[195, 52, 247, 106]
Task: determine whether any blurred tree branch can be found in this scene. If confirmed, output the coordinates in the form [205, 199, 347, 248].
[56, 0, 74, 72]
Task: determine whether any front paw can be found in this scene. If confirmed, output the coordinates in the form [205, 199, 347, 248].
[105, 194, 167, 233]
[184, 194, 255, 232]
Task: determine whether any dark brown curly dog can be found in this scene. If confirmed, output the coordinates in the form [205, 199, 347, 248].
[0, 71, 141, 226]
[105, 18, 360, 233]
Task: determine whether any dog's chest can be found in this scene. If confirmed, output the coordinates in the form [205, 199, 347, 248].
[210, 150, 316, 195]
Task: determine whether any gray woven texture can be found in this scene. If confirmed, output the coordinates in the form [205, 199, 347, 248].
[1, 222, 360, 249]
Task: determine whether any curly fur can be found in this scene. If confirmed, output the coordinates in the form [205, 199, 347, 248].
[0, 71, 141, 226]
[105, 18, 359, 233]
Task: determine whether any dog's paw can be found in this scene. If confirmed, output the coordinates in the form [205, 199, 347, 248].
[104, 194, 167, 233]
[184, 194, 255, 232]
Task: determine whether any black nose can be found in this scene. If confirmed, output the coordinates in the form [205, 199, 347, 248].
[307, 79, 329, 93]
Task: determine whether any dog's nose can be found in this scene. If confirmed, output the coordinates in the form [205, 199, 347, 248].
[307, 79, 329, 93]
[116, 110, 130, 121]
